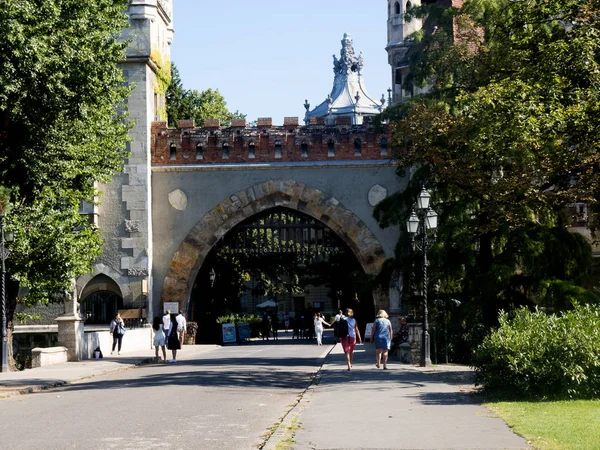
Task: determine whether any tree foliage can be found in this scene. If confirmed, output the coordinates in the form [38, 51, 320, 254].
[376, 0, 600, 331]
[0, 0, 132, 340]
[166, 63, 246, 128]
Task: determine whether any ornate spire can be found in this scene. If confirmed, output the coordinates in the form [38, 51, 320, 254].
[305, 33, 382, 125]
[333, 33, 364, 76]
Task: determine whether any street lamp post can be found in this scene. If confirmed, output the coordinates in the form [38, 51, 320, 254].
[1, 213, 14, 372]
[407, 187, 438, 368]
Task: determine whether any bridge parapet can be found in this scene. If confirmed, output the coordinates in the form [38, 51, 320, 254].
[151, 118, 391, 165]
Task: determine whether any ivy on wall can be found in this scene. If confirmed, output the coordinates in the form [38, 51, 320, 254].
[150, 48, 171, 95]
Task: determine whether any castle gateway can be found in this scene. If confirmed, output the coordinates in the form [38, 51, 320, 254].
[37, 2, 412, 343]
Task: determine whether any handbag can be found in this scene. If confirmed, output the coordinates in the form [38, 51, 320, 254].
[117, 322, 126, 335]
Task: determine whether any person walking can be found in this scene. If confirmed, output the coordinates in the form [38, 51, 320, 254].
[165, 321, 181, 363]
[284, 313, 290, 332]
[109, 313, 126, 355]
[272, 314, 279, 340]
[340, 308, 361, 370]
[261, 314, 270, 340]
[370, 310, 393, 369]
[152, 316, 167, 362]
[333, 309, 343, 343]
[176, 310, 187, 346]
[313, 312, 331, 346]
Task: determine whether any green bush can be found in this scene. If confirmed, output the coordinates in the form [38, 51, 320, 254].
[217, 313, 262, 325]
[473, 305, 600, 398]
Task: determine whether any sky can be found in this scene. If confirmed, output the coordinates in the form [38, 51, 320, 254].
[170, 0, 391, 125]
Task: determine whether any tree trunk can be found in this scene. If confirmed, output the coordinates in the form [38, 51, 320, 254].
[478, 230, 497, 328]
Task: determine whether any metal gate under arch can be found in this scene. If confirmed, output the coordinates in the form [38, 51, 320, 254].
[80, 291, 123, 325]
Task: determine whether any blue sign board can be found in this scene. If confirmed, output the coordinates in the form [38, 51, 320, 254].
[237, 323, 251, 340]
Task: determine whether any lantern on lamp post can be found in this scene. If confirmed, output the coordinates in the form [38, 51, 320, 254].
[0, 211, 14, 372]
[406, 187, 438, 367]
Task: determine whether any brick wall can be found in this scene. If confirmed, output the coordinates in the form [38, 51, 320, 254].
[151, 120, 391, 165]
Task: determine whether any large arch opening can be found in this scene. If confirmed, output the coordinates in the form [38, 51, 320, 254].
[189, 207, 374, 343]
[161, 179, 387, 341]
[79, 274, 124, 325]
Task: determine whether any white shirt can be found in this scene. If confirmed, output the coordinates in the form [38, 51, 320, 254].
[176, 314, 186, 330]
[314, 317, 326, 330]
[162, 314, 171, 332]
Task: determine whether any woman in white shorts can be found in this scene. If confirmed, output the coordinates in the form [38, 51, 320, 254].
[152, 316, 167, 361]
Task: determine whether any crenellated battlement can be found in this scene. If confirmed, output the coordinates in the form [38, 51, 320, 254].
[151, 117, 391, 165]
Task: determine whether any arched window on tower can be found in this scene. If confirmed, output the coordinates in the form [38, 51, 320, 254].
[248, 142, 256, 159]
[301, 141, 309, 158]
[380, 138, 388, 156]
[196, 143, 204, 160]
[170, 144, 177, 160]
[327, 139, 335, 157]
[406, 1, 413, 11]
[394, 1, 400, 15]
[354, 139, 362, 157]
[274, 140, 282, 159]
[395, 68, 402, 86]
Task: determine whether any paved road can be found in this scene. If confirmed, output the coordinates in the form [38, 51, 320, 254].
[0, 337, 331, 450]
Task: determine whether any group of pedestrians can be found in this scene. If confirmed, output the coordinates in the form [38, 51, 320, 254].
[332, 308, 398, 371]
[261, 314, 280, 340]
[152, 309, 186, 363]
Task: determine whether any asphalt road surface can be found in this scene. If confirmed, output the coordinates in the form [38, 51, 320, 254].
[0, 337, 331, 450]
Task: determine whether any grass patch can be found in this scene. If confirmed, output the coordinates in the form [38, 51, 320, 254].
[274, 417, 300, 450]
[486, 399, 600, 450]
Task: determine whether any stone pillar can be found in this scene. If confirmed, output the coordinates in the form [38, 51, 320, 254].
[56, 283, 84, 362]
[388, 270, 402, 314]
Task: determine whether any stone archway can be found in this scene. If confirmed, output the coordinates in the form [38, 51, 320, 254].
[161, 179, 386, 310]
[76, 263, 133, 303]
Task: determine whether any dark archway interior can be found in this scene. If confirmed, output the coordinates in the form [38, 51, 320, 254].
[189, 207, 375, 343]
[80, 275, 124, 325]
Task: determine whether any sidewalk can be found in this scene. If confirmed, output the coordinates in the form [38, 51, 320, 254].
[265, 342, 530, 450]
[0, 345, 218, 399]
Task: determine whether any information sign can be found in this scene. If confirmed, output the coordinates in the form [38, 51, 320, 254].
[222, 323, 237, 344]
[364, 323, 373, 342]
[163, 302, 179, 314]
[237, 323, 251, 340]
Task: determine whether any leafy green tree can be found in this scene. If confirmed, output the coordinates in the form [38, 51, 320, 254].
[376, 0, 600, 332]
[0, 0, 132, 368]
[166, 63, 246, 128]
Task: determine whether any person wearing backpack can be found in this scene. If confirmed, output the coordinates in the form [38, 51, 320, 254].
[109, 313, 126, 355]
[340, 308, 361, 370]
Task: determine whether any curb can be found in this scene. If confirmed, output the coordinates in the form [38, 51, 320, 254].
[0, 357, 154, 400]
[260, 344, 336, 450]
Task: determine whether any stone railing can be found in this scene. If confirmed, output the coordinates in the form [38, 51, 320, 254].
[31, 347, 68, 368]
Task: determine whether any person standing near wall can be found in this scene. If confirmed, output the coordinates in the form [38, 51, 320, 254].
[176, 310, 187, 346]
[166, 320, 180, 363]
[152, 316, 167, 362]
[341, 308, 361, 370]
[109, 313, 126, 355]
[162, 309, 171, 334]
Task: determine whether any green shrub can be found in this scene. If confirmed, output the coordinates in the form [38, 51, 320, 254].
[473, 305, 600, 398]
[217, 313, 262, 325]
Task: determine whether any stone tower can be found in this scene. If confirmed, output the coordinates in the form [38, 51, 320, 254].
[386, 0, 423, 105]
[80, 0, 174, 320]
